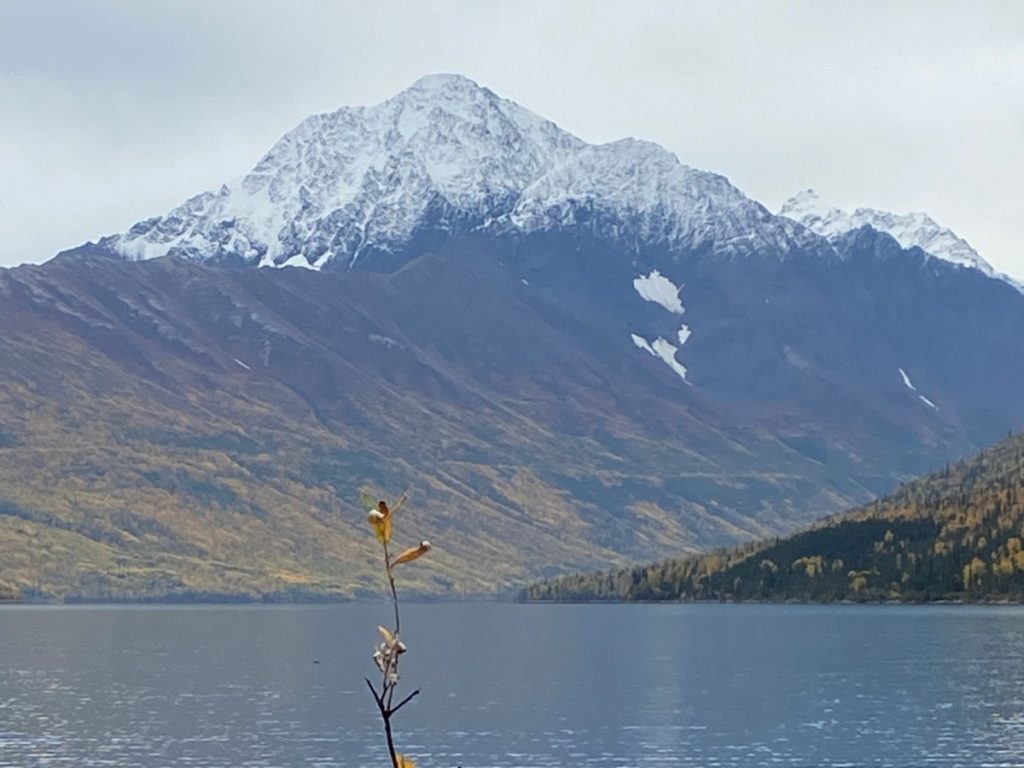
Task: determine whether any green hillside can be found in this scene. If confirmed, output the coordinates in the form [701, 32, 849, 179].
[525, 430, 1024, 603]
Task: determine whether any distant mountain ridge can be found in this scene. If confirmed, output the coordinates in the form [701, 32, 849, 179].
[780, 188, 1020, 290]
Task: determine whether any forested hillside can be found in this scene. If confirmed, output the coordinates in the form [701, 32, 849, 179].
[525, 430, 1024, 602]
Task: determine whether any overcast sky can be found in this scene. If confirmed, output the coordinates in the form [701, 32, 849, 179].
[1, 0, 1022, 275]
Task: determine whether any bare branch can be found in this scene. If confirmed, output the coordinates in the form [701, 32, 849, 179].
[388, 688, 421, 716]
[365, 678, 385, 714]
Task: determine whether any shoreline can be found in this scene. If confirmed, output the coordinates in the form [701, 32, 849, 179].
[4, 595, 1024, 608]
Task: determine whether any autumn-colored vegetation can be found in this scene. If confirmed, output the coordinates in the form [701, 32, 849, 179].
[525, 430, 1024, 603]
[4, 254, 969, 602]
[0, 316, 616, 601]
[0, 580, 20, 601]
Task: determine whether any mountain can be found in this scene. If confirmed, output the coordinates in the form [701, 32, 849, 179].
[523, 430, 1024, 603]
[73, 74, 823, 270]
[0, 248, 887, 600]
[91, 74, 582, 269]
[3, 74, 1024, 600]
[780, 188, 1020, 288]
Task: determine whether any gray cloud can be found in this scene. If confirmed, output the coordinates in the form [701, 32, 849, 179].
[1, 0, 1021, 276]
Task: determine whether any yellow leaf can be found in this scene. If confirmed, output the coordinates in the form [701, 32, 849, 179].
[367, 510, 392, 544]
[378, 625, 396, 645]
[392, 541, 431, 566]
[396, 754, 417, 768]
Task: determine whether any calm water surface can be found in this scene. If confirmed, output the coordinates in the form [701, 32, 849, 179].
[1, 603, 1023, 767]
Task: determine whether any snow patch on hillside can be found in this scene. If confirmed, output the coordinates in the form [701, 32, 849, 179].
[631, 333, 655, 355]
[652, 337, 689, 383]
[634, 270, 684, 314]
[899, 368, 916, 391]
[898, 367, 939, 410]
[631, 333, 690, 384]
[279, 254, 319, 270]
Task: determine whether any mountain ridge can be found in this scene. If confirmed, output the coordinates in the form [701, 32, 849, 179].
[73, 74, 833, 271]
[65, 75, 1017, 298]
[780, 188, 1020, 290]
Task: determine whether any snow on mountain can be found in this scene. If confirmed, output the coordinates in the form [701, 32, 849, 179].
[106, 74, 584, 268]
[780, 189, 1014, 288]
[509, 139, 823, 257]
[97, 75, 823, 270]
[92, 76, 1003, 279]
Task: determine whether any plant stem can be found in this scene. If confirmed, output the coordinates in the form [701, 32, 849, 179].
[383, 711, 399, 768]
[379, 538, 401, 767]
[383, 540, 400, 634]
[366, 678, 400, 768]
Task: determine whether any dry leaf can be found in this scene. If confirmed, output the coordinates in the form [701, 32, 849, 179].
[367, 510, 393, 544]
[392, 541, 431, 566]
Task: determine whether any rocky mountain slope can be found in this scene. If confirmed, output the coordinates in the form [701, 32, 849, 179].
[0, 248, 873, 599]
[3, 74, 1023, 600]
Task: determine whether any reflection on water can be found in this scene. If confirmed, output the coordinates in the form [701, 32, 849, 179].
[1, 603, 1023, 767]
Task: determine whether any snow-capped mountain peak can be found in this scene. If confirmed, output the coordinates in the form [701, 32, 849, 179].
[108, 74, 584, 268]
[780, 189, 1007, 285]
[92, 75, 825, 270]
[778, 189, 852, 238]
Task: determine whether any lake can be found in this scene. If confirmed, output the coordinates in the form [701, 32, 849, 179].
[1, 603, 1023, 767]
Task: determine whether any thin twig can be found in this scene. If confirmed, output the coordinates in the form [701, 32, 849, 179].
[365, 678, 386, 714]
[383, 540, 400, 634]
[389, 688, 421, 716]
